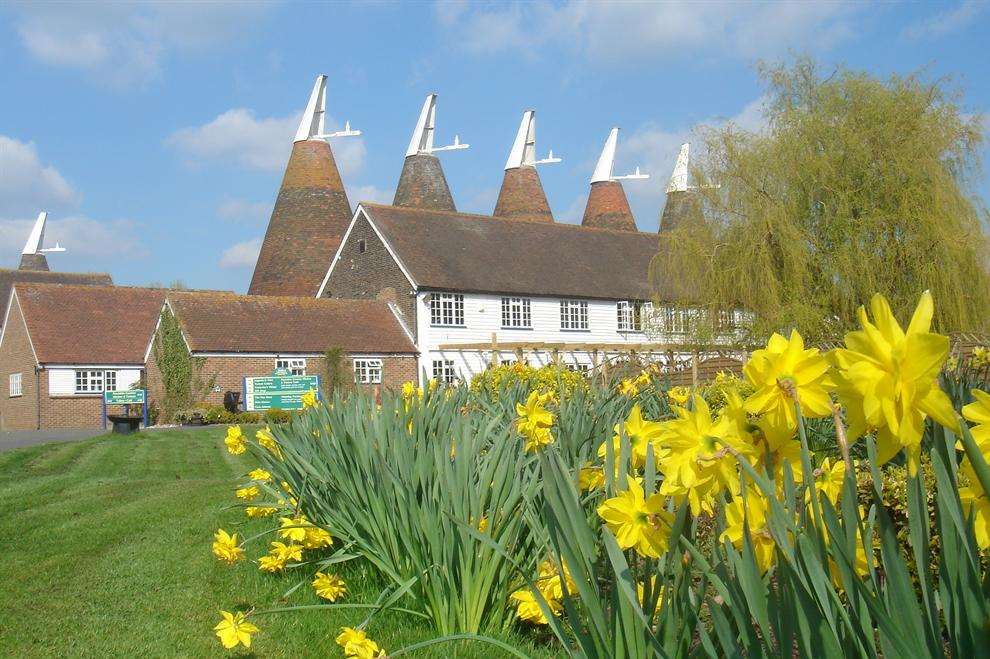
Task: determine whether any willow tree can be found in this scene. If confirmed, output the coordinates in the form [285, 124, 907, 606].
[651, 58, 990, 345]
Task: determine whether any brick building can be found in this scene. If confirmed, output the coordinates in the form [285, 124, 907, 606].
[0, 283, 165, 431]
[145, 291, 418, 411]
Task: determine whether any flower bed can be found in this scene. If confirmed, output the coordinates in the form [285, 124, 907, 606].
[207, 292, 990, 658]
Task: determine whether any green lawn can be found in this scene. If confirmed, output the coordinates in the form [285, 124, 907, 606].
[0, 427, 559, 658]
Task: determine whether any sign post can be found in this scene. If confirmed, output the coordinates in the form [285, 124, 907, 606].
[103, 389, 148, 429]
[243, 375, 320, 412]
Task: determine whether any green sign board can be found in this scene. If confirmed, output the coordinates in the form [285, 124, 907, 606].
[272, 367, 292, 377]
[244, 375, 320, 411]
[104, 389, 146, 405]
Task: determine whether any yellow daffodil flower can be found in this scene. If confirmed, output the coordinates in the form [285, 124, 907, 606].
[235, 485, 259, 501]
[721, 492, 776, 574]
[256, 426, 283, 460]
[516, 390, 555, 452]
[214, 610, 258, 649]
[278, 516, 309, 542]
[211, 529, 244, 564]
[247, 468, 272, 482]
[598, 403, 664, 469]
[269, 540, 303, 563]
[313, 572, 347, 601]
[509, 587, 560, 625]
[657, 395, 753, 515]
[245, 506, 277, 518]
[578, 461, 606, 491]
[301, 388, 318, 409]
[744, 330, 834, 432]
[224, 425, 246, 455]
[830, 291, 957, 475]
[962, 389, 990, 449]
[618, 378, 639, 396]
[335, 626, 384, 659]
[826, 530, 871, 590]
[809, 457, 846, 506]
[536, 558, 575, 600]
[597, 476, 673, 558]
[667, 386, 691, 406]
[972, 346, 989, 369]
[258, 554, 285, 572]
[302, 526, 334, 549]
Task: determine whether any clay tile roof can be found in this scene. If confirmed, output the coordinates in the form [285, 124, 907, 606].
[166, 291, 416, 354]
[393, 154, 457, 211]
[249, 140, 353, 297]
[359, 203, 660, 300]
[1, 269, 113, 330]
[493, 166, 554, 223]
[582, 181, 638, 231]
[12, 283, 165, 365]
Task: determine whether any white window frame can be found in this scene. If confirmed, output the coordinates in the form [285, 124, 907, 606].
[432, 359, 457, 384]
[430, 293, 465, 327]
[501, 297, 532, 329]
[560, 300, 589, 331]
[661, 306, 690, 335]
[74, 370, 104, 394]
[617, 301, 646, 332]
[8, 373, 22, 397]
[276, 358, 307, 376]
[353, 358, 383, 384]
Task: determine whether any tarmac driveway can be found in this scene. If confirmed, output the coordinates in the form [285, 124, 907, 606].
[0, 428, 107, 452]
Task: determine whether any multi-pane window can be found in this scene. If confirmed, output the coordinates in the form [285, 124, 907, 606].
[560, 300, 589, 330]
[715, 309, 737, 332]
[8, 373, 22, 397]
[104, 370, 117, 392]
[276, 358, 307, 375]
[430, 293, 464, 327]
[617, 301, 645, 332]
[74, 370, 104, 393]
[432, 359, 457, 384]
[501, 297, 532, 328]
[564, 363, 590, 374]
[353, 358, 383, 384]
[661, 307, 690, 335]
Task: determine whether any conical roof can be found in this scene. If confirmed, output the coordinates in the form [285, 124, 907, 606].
[19, 211, 50, 271]
[18, 253, 49, 271]
[249, 76, 354, 297]
[494, 166, 553, 222]
[582, 181, 637, 231]
[659, 143, 701, 232]
[393, 153, 456, 211]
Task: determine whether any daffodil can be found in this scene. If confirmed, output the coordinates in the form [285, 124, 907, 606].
[830, 291, 957, 475]
[962, 389, 990, 449]
[516, 390, 554, 452]
[278, 516, 309, 542]
[657, 395, 753, 515]
[256, 427, 283, 459]
[248, 468, 272, 482]
[536, 558, 575, 600]
[667, 386, 691, 406]
[578, 461, 605, 491]
[258, 554, 285, 572]
[235, 485, 259, 501]
[224, 425, 246, 455]
[744, 330, 834, 432]
[597, 476, 673, 558]
[618, 378, 639, 396]
[598, 403, 663, 468]
[245, 506, 277, 518]
[826, 530, 871, 590]
[509, 587, 560, 625]
[214, 610, 258, 649]
[313, 572, 347, 601]
[335, 627, 384, 659]
[301, 388, 319, 409]
[972, 346, 990, 369]
[212, 529, 244, 564]
[302, 526, 333, 549]
[721, 492, 776, 574]
[809, 457, 846, 506]
[270, 540, 303, 563]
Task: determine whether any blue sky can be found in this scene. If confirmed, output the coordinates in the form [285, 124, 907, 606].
[1, 1, 988, 293]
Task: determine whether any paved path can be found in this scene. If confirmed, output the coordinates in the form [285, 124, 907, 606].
[0, 428, 106, 452]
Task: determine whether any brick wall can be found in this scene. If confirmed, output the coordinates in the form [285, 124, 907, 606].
[321, 213, 417, 340]
[0, 298, 39, 430]
[38, 378, 104, 429]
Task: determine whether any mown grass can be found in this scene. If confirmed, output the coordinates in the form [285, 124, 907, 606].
[0, 427, 560, 658]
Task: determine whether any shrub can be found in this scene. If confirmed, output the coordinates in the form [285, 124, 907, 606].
[234, 411, 261, 424]
[264, 408, 290, 424]
[204, 406, 234, 425]
[469, 362, 588, 400]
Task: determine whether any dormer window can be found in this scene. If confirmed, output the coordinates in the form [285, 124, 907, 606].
[430, 293, 465, 327]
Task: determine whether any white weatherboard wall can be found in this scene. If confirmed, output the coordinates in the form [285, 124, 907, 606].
[47, 368, 142, 396]
[414, 292, 681, 383]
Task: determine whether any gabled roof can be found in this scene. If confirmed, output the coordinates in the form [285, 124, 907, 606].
[355, 203, 660, 300]
[11, 283, 164, 365]
[166, 291, 416, 354]
[0, 269, 113, 330]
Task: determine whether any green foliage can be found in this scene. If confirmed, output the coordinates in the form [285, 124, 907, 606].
[203, 405, 233, 425]
[651, 57, 990, 344]
[323, 345, 353, 396]
[469, 362, 589, 401]
[152, 309, 216, 422]
[264, 408, 291, 425]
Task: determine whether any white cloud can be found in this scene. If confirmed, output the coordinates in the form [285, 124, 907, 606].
[217, 198, 273, 224]
[0, 136, 78, 216]
[346, 184, 393, 205]
[904, 1, 985, 40]
[219, 237, 262, 269]
[0, 215, 147, 266]
[166, 109, 367, 176]
[435, 1, 865, 62]
[10, 2, 273, 89]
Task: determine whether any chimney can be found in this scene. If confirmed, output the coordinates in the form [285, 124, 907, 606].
[659, 143, 701, 232]
[581, 128, 648, 232]
[393, 93, 467, 211]
[493, 110, 559, 223]
[249, 75, 360, 297]
[19, 212, 52, 271]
